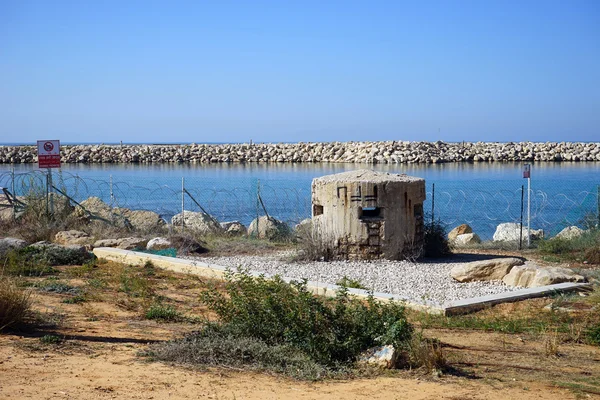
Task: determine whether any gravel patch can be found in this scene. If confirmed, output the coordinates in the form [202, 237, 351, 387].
[190, 253, 521, 307]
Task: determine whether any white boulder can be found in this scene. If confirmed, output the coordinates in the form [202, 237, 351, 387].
[493, 222, 543, 242]
[171, 211, 224, 235]
[554, 226, 585, 240]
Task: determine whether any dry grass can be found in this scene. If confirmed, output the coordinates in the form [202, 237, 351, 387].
[0, 275, 33, 331]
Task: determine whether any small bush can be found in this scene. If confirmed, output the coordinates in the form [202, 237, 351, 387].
[584, 247, 600, 264]
[200, 270, 413, 366]
[336, 276, 367, 290]
[406, 333, 447, 372]
[39, 334, 62, 345]
[1, 249, 55, 277]
[145, 303, 182, 322]
[587, 323, 600, 346]
[144, 326, 332, 380]
[0, 275, 33, 331]
[422, 220, 451, 258]
[119, 266, 154, 298]
[62, 295, 87, 304]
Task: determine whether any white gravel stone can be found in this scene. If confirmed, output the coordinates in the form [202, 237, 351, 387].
[190, 253, 520, 307]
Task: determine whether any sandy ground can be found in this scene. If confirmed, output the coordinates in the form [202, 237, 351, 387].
[1, 263, 599, 400]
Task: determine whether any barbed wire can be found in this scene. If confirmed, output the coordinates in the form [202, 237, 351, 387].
[0, 170, 597, 239]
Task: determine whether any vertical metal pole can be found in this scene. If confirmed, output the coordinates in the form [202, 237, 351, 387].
[256, 179, 261, 235]
[11, 166, 15, 219]
[527, 176, 531, 247]
[110, 174, 114, 208]
[431, 182, 435, 227]
[519, 185, 524, 250]
[181, 177, 185, 229]
[48, 168, 54, 216]
[597, 184, 600, 229]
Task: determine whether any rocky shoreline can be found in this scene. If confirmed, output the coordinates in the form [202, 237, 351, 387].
[1, 141, 600, 164]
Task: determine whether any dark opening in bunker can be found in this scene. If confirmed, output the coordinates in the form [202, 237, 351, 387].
[360, 206, 382, 220]
[313, 204, 324, 216]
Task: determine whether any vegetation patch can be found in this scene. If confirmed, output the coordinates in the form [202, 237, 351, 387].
[146, 270, 434, 379]
[0, 275, 33, 331]
[145, 303, 183, 322]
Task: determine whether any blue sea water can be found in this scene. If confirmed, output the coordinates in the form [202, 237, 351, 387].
[2, 162, 599, 240]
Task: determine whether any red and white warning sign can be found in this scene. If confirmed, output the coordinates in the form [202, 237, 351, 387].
[37, 140, 61, 168]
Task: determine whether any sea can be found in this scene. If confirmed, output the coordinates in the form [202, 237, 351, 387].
[1, 161, 599, 240]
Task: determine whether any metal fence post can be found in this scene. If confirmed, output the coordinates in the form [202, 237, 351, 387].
[519, 185, 524, 250]
[256, 179, 261, 235]
[109, 174, 114, 209]
[431, 182, 435, 227]
[11, 167, 15, 219]
[181, 177, 186, 229]
[597, 184, 600, 228]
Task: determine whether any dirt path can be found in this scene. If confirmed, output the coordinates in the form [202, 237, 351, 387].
[1, 262, 599, 399]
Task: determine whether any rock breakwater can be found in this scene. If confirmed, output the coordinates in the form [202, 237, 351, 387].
[1, 141, 599, 164]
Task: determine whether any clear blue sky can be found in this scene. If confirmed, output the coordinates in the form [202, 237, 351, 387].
[1, 0, 598, 144]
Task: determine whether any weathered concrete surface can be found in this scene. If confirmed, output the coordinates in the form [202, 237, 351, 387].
[444, 282, 592, 315]
[311, 169, 426, 260]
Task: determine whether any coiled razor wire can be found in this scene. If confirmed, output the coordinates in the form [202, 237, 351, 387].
[0, 171, 597, 239]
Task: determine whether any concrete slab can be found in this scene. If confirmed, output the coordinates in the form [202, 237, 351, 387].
[443, 282, 593, 316]
[92, 247, 592, 316]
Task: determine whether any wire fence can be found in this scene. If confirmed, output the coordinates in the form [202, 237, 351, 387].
[1, 170, 598, 241]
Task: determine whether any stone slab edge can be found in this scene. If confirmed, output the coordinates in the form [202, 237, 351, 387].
[92, 248, 592, 316]
[443, 282, 593, 316]
[92, 247, 443, 314]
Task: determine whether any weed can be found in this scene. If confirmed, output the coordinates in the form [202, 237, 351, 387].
[405, 333, 447, 372]
[336, 276, 367, 290]
[39, 334, 62, 345]
[145, 303, 182, 322]
[36, 280, 80, 295]
[144, 327, 333, 381]
[586, 323, 600, 346]
[543, 328, 560, 357]
[0, 275, 33, 331]
[62, 295, 87, 304]
[1, 248, 56, 277]
[118, 266, 154, 298]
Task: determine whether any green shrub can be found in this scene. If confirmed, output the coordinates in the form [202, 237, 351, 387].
[1, 248, 55, 277]
[587, 323, 600, 346]
[0, 275, 33, 331]
[62, 295, 87, 304]
[336, 276, 367, 290]
[200, 270, 413, 366]
[39, 334, 62, 344]
[145, 303, 182, 322]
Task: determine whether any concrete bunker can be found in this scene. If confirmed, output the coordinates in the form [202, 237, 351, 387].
[311, 169, 426, 260]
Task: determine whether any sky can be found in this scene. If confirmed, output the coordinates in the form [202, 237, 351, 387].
[0, 0, 599, 144]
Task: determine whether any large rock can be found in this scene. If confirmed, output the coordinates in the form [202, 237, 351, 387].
[493, 223, 543, 242]
[115, 237, 148, 250]
[93, 239, 121, 248]
[450, 257, 524, 282]
[502, 265, 587, 287]
[54, 230, 92, 246]
[357, 345, 398, 369]
[75, 197, 129, 227]
[171, 211, 224, 235]
[146, 237, 172, 251]
[248, 216, 291, 241]
[0, 237, 28, 257]
[448, 224, 473, 241]
[554, 226, 585, 240]
[220, 221, 247, 236]
[453, 233, 481, 247]
[115, 208, 166, 232]
[93, 237, 148, 250]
